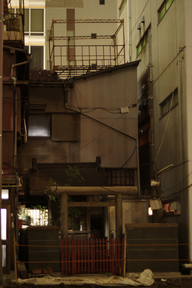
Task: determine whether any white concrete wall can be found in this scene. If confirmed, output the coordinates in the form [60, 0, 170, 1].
[124, 0, 191, 258]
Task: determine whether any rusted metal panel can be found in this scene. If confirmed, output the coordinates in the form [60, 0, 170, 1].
[2, 132, 14, 178]
[3, 85, 21, 133]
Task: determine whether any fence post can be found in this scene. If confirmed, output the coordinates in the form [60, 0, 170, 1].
[72, 239, 76, 274]
[123, 233, 127, 277]
[14, 238, 17, 284]
[61, 239, 64, 275]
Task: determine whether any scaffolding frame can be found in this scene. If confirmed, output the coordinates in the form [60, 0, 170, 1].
[48, 19, 125, 78]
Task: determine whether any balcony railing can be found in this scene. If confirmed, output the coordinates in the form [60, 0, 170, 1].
[3, 12, 24, 43]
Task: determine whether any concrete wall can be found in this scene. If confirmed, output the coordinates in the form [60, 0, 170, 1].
[68, 65, 138, 168]
[124, 0, 191, 259]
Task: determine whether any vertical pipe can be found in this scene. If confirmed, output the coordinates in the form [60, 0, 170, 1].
[137, 139, 141, 195]
[81, 45, 83, 67]
[122, 20, 125, 64]
[110, 45, 111, 66]
[0, 0, 3, 284]
[115, 194, 122, 239]
[60, 46, 62, 66]
[88, 46, 90, 68]
[49, 27, 51, 70]
[128, 0, 132, 62]
[14, 238, 17, 283]
[52, 21, 55, 70]
[113, 38, 116, 65]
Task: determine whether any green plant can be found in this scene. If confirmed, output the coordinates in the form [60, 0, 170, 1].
[45, 266, 52, 270]
[45, 166, 84, 230]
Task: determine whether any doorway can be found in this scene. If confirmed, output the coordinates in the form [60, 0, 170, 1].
[91, 216, 103, 238]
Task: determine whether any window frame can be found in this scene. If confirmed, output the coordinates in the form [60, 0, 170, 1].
[136, 25, 151, 57]
[158, 0, 174, 23]
[159, 88, 178, 118]
[26, 45, 45, 69]
[119, 0, 127, 17]
[24, 8, 44, 36]
[105, 168, 134, 186]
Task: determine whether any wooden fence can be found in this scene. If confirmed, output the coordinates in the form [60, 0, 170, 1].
[61, 238, 124, 275]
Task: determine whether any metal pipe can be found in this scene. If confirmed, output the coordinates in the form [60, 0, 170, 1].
[4, 45, 27, 53]
[11, 61, 29, 170]
[2, 184, 22, 188]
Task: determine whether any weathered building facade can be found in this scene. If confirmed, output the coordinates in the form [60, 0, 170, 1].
[18, 61, 147, 239]
[2, 0, 29, 273]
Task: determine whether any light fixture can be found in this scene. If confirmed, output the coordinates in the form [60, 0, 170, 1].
[137, 23, 141, 30]
[141, 16, 145, 23]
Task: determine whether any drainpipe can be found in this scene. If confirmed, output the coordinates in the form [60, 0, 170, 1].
[128, 0, 132, 62]
[11, 61, 29, 171]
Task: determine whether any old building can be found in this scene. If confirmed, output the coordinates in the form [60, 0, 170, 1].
[18, 60, 146, 240]
[2, 0, 29, 273]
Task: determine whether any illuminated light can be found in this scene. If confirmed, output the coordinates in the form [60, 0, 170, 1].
[148, 207, 153, 216]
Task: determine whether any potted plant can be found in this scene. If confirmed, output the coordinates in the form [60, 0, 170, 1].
[42, 267, 53, 274]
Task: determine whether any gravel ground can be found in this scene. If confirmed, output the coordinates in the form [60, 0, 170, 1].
[4, 278, 192, 288]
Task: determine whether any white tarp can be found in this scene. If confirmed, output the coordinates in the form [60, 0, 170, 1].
[17, 269, 154, 286]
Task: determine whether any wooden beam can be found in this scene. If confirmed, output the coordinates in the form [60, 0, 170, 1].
[48, 186, 138, 195]
[116, 193, 122, 239]
[61, 193, 68, 239]
[68, 201, 115, 207]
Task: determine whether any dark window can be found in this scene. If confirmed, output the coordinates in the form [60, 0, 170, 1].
[100, 0, 105, 5]
[105, 169, 134, 186]
[160, 88, 178, 118]
[31, 46, 43, 69]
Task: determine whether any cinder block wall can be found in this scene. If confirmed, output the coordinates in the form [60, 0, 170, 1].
[27, 226, 60, 272]
[126, 223, 179, 272]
